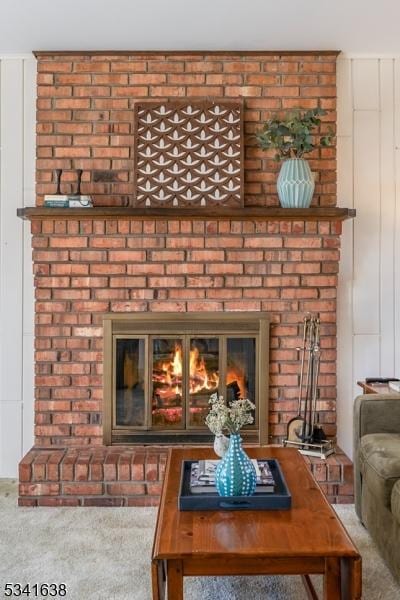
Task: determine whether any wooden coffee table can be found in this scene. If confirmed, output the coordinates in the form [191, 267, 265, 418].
[151, 447, 361, 599]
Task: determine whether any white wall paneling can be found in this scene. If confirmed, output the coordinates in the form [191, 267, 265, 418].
[22, 58, 36, 455]
[336, 80, 354, 459]
[379, 60, 396, 376]
[0, 56, 35, 477]
[395, 149, 400, 378]
[336, 57, 354, 458]
[337, 55, 400, 457]
[394, 58, 400, 379]
[352, 59, 380, 111]
[22, 333, 34, 455]
[337, 58, 353, 137]
[352, 109, 381, 335]
[393, 59, 400, 148]
[352, 335, 381, 396]
[0, 401, 22, 478]
[0, 59, 24, 402]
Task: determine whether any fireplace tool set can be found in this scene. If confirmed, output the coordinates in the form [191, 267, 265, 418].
[283, 314, 334, 459]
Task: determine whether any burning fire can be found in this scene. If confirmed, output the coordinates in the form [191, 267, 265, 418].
[153, 343, 246, 399]
[189, 346, 219, 394]
[153, 344, 183, 399]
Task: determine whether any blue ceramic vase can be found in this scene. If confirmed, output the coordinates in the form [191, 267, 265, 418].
[277, 158, 315, 208]
[215, 433, 257, 497]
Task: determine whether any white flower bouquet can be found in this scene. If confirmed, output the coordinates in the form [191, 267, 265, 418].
[205, 392, 255, 435]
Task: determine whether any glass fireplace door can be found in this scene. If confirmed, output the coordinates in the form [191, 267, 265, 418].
[226, 336, 257, 427]
[114, 335, 257, 431]
[115, 336, 147, 428]
[110, 324, 263, 442]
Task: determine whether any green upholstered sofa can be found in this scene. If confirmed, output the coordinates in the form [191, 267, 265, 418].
[354, 393, 400, 582]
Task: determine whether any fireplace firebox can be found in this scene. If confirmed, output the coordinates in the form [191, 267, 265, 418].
[103, 313, 269, 445]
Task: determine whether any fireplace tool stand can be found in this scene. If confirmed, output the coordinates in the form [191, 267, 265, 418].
[283, 314, 334, 459]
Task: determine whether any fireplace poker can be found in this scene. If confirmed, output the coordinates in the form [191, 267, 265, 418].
[286, 315, 310, 443]
[301, 316, 315, 442]
[309, 317, 320, 437]
[297, 315, 309, 416]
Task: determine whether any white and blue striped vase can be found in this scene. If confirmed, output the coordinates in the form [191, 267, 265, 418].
[215, 433, 257, 497]
[277, 158, 315, 208]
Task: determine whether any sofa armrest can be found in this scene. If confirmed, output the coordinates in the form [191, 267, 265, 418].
[353, 393, 400, 520]
[354, 393, 400, 442]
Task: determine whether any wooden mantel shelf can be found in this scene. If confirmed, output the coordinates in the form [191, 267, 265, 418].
[17, 206, 356, 222]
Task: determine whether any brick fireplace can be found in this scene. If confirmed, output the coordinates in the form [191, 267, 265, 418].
[18, 50, 354, 506]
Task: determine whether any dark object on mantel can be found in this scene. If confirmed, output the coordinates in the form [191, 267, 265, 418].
[365, 377, 400, 384]
[55, 169, 62, 195]
[51, 168, 84, 197]
[72, 169, 83, 196]
[17, 206, 356, 221]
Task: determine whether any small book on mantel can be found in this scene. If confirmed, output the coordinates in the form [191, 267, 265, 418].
[190, 459, 275, 494]
[44, 195, 93, 208]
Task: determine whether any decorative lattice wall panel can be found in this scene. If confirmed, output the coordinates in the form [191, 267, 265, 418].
[133, 100, 243, 207]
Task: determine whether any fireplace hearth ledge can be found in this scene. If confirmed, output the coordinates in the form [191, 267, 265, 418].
[18, 445, 353, 507]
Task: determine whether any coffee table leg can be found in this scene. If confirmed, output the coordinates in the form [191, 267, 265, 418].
[167, 559, 184, 600]
[324, 557, 341, 599]
[152, 560, 166, 600]
[341, 557, 362, 600]
[301, 574, 319, 600]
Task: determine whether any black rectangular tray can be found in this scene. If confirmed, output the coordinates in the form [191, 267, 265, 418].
[179, 458, 291, 511]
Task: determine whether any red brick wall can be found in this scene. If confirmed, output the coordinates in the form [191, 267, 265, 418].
[33, 51, 339, 447]
[36, 52, 336, 207]
[32, 216, 340, 446]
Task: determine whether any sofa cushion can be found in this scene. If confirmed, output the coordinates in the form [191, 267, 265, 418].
[391, 480, 400, 525]
[360, 433, 400, 509]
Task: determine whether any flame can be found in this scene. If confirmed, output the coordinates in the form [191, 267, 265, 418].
[189, 346, 219, 394]
[150, 343, 182, 398]
[153, 342, 247, 403]
[172, 345, 183, 378]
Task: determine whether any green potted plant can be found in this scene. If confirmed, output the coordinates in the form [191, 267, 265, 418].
[255, 108, 333, 208]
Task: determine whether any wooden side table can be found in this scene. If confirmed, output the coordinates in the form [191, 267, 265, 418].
[357, 380, 393, 394]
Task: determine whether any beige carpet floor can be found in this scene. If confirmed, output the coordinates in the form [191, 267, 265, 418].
[1, 479, 399, 600]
